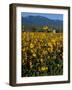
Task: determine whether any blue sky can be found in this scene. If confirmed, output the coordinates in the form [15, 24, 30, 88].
[21, 12, 63, 21]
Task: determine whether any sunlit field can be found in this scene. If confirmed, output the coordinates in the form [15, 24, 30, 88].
[21, 32, 63, 77]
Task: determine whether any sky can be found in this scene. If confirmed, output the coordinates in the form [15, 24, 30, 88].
[21, 12, 63, 21]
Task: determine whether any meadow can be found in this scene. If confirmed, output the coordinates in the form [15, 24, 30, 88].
[21, 32, 63, 77]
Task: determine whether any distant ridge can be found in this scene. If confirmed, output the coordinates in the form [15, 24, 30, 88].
[22, 15, 63, 32]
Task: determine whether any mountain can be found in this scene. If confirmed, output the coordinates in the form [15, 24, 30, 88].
[22, 15, 63, 32]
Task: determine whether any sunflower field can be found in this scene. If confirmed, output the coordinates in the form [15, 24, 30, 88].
[22, 32, 63, 77]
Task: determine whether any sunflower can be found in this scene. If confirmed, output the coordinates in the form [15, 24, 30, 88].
[30, 43, 34, 48]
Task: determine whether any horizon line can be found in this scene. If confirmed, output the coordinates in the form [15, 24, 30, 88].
[22, 15, 63, 21]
